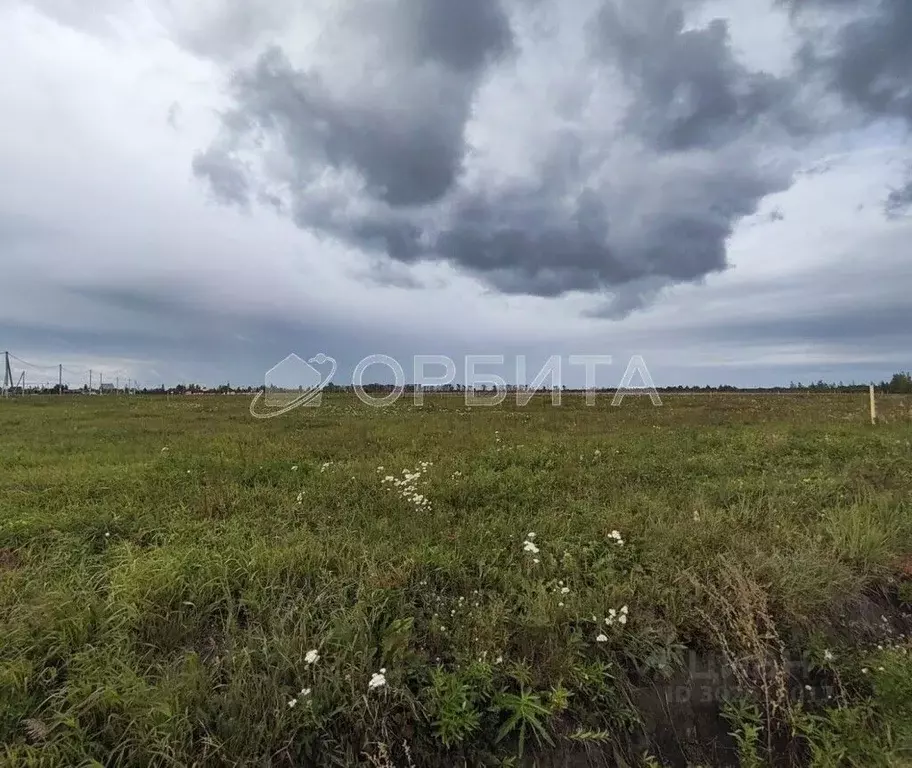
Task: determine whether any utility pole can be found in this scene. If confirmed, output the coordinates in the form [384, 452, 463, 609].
[116, 376, 119, 393]
[2, 351, 11, 397]
[59, 364, 63, 395]
[99, 373, 103, 394]
[89, 369, 93, 392]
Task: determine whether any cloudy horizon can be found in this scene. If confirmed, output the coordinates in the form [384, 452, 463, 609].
[2, 0, 910, 390]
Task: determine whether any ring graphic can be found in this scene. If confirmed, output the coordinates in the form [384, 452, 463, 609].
[250, 353, 337, 419]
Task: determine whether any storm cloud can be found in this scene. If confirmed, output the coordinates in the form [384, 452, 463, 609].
[789, 0, 912, 123]
[594, 0, 809, 152]
[190, 0, 822, 308]
[786, 0, 912, 213]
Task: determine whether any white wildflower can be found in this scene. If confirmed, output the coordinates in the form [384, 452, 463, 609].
[527, 532, 536, 540]
[558, 602, 564, 607]
[305, 649, 320, 665]
[596, 633, 608, 643]
[618, 614, 628, 625]
[523, 540, 540, 554]
[560, 587, 570, 595]
[532, 558, 540, 564]
[291, 465, 299, 471]
[368, 670, 387, 690]
[104, 532, 111, 538]
[299, 687, 311, 697]
[287, 698, 298, 708]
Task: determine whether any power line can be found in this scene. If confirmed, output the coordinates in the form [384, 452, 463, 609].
[8, 353, 61, 372]
[0, 351, 145, 395]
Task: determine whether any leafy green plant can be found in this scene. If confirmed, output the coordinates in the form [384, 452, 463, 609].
[492, 688, 554, 758]
[722, 698, 765, 768]
[426, 670, 481, 748]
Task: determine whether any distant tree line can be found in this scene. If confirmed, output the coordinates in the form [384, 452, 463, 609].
[6, 372, 912, 396]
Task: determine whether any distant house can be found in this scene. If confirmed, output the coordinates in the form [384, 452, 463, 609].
[100, 383, 115, 392]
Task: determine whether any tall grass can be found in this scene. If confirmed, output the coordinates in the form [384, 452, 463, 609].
[1, 393, 911, 765]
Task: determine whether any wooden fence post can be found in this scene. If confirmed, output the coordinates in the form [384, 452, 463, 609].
[869, 383, 877, 425]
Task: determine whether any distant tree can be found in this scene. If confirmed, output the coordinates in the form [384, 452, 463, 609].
[886, 371, 912, 394]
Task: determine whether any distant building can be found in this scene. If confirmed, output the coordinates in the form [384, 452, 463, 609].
[100, 383, 115, 392]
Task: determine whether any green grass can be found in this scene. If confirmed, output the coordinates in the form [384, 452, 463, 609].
[1, 392, 912, 766]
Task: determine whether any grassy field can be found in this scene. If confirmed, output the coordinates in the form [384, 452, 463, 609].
[2, 392, 912, 767]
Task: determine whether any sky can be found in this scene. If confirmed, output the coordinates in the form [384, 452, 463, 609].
[1, 0, 911, 389]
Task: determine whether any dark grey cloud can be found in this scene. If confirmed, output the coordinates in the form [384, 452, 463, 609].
[785, 0, 912, 213]
[407, 0, 514, 72]
[594, 0, 809, 152]
[224, 48, 469, 207]
[432, 160, 786, 298]
[185, 0, 909, 310]
[192, 0, 807, 307]
[195, 0, 514, 209]
[789, 0, 912, 124]
[191, 147, 251, 208]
